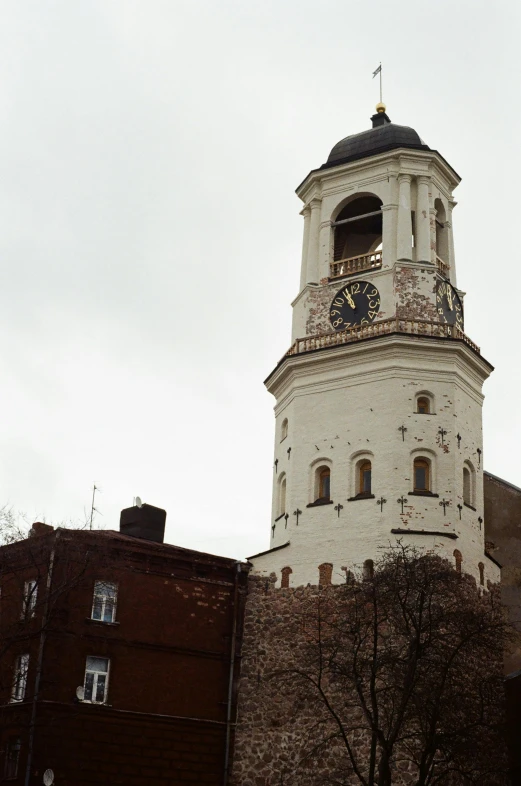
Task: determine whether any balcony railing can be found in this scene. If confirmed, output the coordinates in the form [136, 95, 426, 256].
[330, 250, 382, 280]
[285, 318, 479, 358]
[436, 255, 450, 277]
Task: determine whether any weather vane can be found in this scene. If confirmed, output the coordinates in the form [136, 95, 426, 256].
[372, 62, 383, 104]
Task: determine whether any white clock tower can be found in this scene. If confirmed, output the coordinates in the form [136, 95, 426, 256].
[250, 105, 499, 588]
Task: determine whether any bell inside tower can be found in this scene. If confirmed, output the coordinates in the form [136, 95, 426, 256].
[332, 195, 383, 263]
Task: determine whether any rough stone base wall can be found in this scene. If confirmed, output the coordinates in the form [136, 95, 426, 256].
[232, 576, 418, 786]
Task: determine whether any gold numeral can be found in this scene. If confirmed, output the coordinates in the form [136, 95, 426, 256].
[333, 298, 344, 307]
[351, 282, 360, 294]
[368, 310, 378, 319]
[368, 299, 380, 309]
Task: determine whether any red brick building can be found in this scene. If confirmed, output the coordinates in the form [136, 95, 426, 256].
[0, 504, 249, 786]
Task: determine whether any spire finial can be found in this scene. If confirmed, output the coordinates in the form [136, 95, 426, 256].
[376, 102, 386, 114]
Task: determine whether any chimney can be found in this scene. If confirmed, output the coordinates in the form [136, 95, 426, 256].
[119, 503, 167, 544]
[29, 522, 54, 537]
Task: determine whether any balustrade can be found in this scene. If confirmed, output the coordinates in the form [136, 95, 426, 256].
[330, 250, 382, 280]
[285, 318, 479, 358]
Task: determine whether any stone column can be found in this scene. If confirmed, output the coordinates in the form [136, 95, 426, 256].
[317, 219, 331, 282]
[306, 198, 321, 284]
[416, 176, 431, 264]
[397, 174, 413, 262]
[381, 173, 398, 267]
[299, 206, 311, 290]
[447, 199, 457, 286]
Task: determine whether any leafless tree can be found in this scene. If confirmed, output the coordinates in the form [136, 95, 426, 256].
[271, 546, 509, 786]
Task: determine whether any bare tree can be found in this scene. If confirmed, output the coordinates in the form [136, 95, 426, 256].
[269, 547, 509, 786]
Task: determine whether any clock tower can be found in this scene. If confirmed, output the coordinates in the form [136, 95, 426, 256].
[250, 105, 499, 588]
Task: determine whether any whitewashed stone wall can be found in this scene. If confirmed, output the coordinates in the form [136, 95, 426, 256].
[252, 335, 499, 587]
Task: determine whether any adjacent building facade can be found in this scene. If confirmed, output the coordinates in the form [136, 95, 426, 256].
[0, 507, 248, 785]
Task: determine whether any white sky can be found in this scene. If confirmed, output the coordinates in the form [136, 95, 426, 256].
[0, 0, 519, 559]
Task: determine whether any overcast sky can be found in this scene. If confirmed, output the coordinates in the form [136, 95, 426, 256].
[0, 0, 519, 558]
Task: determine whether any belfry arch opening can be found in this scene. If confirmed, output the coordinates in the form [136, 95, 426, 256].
[332, 195, 383, 263]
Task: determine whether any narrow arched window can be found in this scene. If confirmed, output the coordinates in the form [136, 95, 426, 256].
[414, 458, 430, 492]
[281, 418, 288, 441]
[281, 566, 292, 589]
[318, 467, 331, 502]
[478, 562, 485, 587]
[363, 559, 374, 580]
[417, 397, 430, 415]
[453, 549, 462, 575]
[463, 467, 471, 506]
[359, 461, 372, 495]
[463, 462, 475, 508]
[278, 476, 287, 516]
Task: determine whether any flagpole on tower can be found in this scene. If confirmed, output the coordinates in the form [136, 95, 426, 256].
[372, 62, 383, 104]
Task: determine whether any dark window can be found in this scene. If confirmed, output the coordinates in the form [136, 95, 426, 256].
[414, 458, 430, 492]
[359, 461, 372, 494]
[417, 397, 430, 414]
[319, 468, 331, 501]
[4, 738, 21, 779]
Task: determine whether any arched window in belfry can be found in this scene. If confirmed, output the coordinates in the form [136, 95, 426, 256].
[332, 196, 383, 264]
[434, 198, 449, 265]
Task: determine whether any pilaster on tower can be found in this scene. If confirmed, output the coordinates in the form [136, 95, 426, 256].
[250, 106, 498, 591]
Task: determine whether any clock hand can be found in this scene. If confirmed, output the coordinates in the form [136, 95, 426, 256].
[345, 291, 356, 309]
[446, 289, 453, 310]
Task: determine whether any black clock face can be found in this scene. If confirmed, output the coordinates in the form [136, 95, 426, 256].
[329, 280, 381, 331]
[436, 281, 464, 330]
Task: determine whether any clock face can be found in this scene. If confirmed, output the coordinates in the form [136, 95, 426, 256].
[329, 280, 381, 331]
[436, 280, 464, 330]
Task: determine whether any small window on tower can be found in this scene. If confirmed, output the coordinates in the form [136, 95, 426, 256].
[413, 458, 430, 493]
[316, 467, 331, 503]
[359, 461, 372, 495]
[417, 397, 430, 415]
[278, 475, 287, 517]
[280, 418, 288, 441]
[463, 462, 476, 508]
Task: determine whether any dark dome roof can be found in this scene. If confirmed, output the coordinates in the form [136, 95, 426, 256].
[322, 113, 430, 170]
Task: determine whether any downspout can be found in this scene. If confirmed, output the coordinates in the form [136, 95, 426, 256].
[24, 530, 60, 786]
[223, 561, 241, 786]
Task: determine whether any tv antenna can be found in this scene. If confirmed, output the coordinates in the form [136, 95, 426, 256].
[89, 483, 101, 530]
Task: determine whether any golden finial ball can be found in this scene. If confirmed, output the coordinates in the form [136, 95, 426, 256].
[376, 102, 386, 114]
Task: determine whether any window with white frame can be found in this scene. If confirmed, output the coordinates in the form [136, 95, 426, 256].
[4, 738, 21, 779]
[83, 656, 110, 703]
[22, 579, 38, 619]
[91, 581, 118, 623]
[11, 654, 29, 702]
